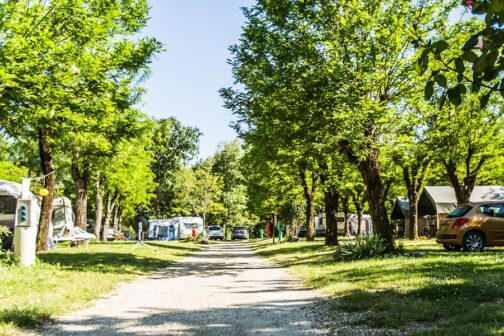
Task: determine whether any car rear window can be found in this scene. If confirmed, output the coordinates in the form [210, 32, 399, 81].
[447, 205, 473, 218]
[233, 227, 246, 231]
[209, 226, 221, 231]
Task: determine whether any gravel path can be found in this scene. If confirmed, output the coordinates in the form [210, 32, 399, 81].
[36, 241, 391, 336]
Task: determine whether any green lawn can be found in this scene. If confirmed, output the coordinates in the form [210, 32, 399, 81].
[251, 238, 504, 336]
[0, 240, 200, 336]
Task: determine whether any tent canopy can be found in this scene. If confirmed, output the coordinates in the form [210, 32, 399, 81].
[418, 186, 504, 216]
[391, 196, 410, 220]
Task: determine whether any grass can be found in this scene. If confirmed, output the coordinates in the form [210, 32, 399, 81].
[251, 238, 504, 336]
[0, 240, 200, 336]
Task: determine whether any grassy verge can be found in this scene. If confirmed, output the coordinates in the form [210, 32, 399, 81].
[251, 238, 504, 336]
[0, 240, 200, 336]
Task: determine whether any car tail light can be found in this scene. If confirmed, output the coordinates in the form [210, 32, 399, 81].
[453, 218, 469, 229]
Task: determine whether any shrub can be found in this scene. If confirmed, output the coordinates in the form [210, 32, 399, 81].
[334, 235, 388, 261]
[0, 226, 12, 251]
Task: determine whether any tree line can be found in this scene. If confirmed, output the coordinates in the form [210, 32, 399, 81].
[220, 0, 503, 251]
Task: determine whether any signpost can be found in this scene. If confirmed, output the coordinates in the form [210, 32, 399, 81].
[278, 221, 285, 242]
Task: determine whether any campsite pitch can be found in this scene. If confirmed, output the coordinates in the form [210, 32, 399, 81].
[33, 241, 385, 336]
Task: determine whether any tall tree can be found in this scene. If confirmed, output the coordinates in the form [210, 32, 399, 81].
[149, 117, 200, 218]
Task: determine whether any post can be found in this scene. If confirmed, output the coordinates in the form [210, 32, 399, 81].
[14, 199, 38, 266]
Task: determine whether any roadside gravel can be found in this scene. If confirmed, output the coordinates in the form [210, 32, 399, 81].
[36, 241, 402, 336]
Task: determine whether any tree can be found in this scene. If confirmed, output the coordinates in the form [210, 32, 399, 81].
[0, 0, 161, 251]
[211, 140, 248, 236]
[173, 160, 224, 226]
[149, 118, 200, 218]
[223, 0, 455, 251]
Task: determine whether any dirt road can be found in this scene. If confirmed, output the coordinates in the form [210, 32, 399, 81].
[37, 242, 354, 336]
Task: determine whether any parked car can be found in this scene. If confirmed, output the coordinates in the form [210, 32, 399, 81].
[297, 226, 307, 238]
[208, 226, 224, 240]
[436, 201, 504, 252]
[231, 226, 249, 240]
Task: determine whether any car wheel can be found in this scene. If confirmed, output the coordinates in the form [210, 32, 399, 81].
[463, 231, 485, 252]
[442, 243, 462, 251]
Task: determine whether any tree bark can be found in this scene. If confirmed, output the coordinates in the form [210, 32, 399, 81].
[319, 170, 339, 246]
[443, 158, 481, 205]
[342, 197, 350, 237]
[300, 170, 318, 242]
[353, 196, 362, 236]
[112, 203, 120, 230]
[357, 152, 394, 251]
[155, 186, 162, 218]
[71, 160, 90, 230]
[324, 186, 339, 246]
[37, 128, 56, 252]
[94, 176, 103, 239]
[340, 137, 394, 250]
[102, 193, 117, 241]
[272, 214, 277, 245]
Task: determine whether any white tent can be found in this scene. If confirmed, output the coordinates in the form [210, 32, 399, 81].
[49, 196, 95, 246]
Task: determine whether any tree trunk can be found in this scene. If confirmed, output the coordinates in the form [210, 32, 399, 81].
[342, 197, 350, 237]
[300, 170, 318, 242]
[324, 186, 339, 246]
[37, 129, 55, 252]
[117, 206, 123, 231]
[155, 186, 162, 218]
[353, 196, 362, 236]
[443, 160, 478, 205]
[272, 214, 277, 245]
[358, 151, 394, 251]
[71, 160, 90, 230]
[319, 170, 339, 246]
[102, 193, 117, 241]
[94, 176, 103, 239]
[112, 203, 120, 230]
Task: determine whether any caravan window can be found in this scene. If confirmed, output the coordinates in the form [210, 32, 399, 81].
[0, 196, 16, 214]
[184, 223, 197, 230]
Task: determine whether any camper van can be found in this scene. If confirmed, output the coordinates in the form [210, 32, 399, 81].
[147, 217, 203, 240]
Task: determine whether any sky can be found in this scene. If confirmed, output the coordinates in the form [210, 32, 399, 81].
[141, 0, 255, 159]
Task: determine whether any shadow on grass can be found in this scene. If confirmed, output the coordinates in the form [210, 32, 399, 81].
[0, 306, 52, 328]
[38, 252, 184, 274]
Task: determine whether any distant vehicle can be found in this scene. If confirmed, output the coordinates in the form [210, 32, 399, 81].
[107, 228, 119, 241]
[436, 201, 504, 252]
[231, 226, 249, 240]
[208, 226, 224, 240]
[297, 226, 307, 238]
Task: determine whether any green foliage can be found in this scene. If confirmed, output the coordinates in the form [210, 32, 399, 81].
[334, 236, 388, 261]
[149, 117, 201, 217]
[420, 1, 504, 104]
[172, 159, 225, 224]
[0, 161, 28, 183]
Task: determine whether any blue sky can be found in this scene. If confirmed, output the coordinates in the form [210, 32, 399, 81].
[142, 0, 255, 159]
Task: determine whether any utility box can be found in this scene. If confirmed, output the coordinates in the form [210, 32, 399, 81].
[14, 199, 38, 266]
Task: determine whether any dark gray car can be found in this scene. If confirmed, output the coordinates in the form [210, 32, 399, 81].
[231, 226, 249, 240]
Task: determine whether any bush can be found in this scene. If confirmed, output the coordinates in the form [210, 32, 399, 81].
[334, 235, 387, 261]
[0, 226, 12, 251]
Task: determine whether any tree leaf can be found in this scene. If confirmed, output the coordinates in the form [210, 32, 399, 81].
[455, 57, 465, 73]
[462, 33, 481, 51]
[480, 91, 491, 108]
[462, 50, 479, 62]
[434, 74, 447, 88]
[473, 56, 488, 73]
[447, 87, 462, 106]
[424, 80, 435, 100]
[432, 40, 449, 54]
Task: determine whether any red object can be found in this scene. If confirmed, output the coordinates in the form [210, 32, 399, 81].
[266, 223, 272, 236]
[191, 229, 196, 238]
[453, 218, 470, 229]
[462, 0, 473, 7]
